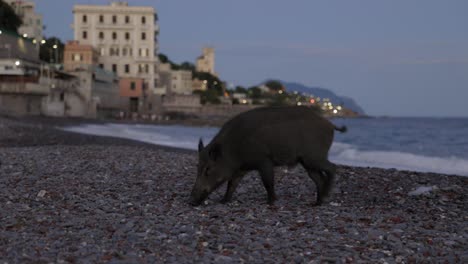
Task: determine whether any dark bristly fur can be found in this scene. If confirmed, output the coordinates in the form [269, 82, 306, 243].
[190, 106, 346, 206]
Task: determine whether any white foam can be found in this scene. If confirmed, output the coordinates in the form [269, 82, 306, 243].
[62, 124, 468, 177]
[330, 142, 468, 176]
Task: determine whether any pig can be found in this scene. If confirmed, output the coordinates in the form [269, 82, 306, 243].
[189, 106, 347, 206]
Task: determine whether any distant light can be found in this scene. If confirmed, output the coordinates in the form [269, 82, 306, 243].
[333, 109, 338, 114]
[310, 99, 315, 104]
[241, 99, 247, 104]
[32, 39, 37, 44]
[337, 106, 342, 110]
[297, 102, 302, 106]
[23, 33, 28, 38]
[15, 60, 21, 66]
[53, 44, 58, 49]
[41, 40, 46, 44]
[278, 90, 283, 94]
[0, 30, 2, 35]
[329, 106, 333, 110]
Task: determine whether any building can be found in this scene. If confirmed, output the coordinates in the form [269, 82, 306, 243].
[72, 1, 160, 113]
[63, 41, 121, 117]
[4, 0, 43, 41]
[0, 30, 46, 115]
[158, 63, 193, 95]
[63, 41, 99, 72]
[0, 28, 39, 61]
[196, 47, 216, 76]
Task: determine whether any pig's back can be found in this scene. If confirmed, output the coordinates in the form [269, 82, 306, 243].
[215, 106, 333, 146]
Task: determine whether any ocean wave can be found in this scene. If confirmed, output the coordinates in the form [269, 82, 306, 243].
[62, 124, 468, 177]
[330, 142, 468, 176]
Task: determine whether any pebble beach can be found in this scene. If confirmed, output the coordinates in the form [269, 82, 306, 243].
[0, 116, 467, 263]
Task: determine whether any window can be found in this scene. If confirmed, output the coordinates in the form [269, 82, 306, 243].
[141, 32, 146, 40]
[125, 64, 130, 73]
[145, 64, 149, 73]
[125, 16, 130, 24]
[142, 16, 146, 24]
[82, 31, 87, 39]
[100, 47, 105, 56]
[112, 32, 117, 40]
[112, 15, 117, 24]
[123, 48, 127, 56]
[99, 32, 104, 39]
[99, 64, 104, 69]
[125, 32, 130, 40]
[60, 92, 65, 102]
[37, 19, 41, 25]
[73, 54, 81, 61]
[112, 64, 117, 73]
[83, 15, 87, 23]
[99, 15, 104, 23]
[130, 82, 136, 90]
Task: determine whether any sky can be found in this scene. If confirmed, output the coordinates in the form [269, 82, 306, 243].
[35, 0, 468, 117]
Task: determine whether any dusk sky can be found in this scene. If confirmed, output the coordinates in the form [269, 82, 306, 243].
[35, 0, 468, 117]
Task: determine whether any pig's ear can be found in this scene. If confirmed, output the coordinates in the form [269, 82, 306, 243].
[209, 143, 222, 161]
[198, 138, 204, 152]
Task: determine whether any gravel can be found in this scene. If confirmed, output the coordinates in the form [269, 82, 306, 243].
[1, 116, 467, 263]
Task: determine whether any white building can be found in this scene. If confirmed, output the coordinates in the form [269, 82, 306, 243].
[4, 0, 43, 41]
[72, 1, 160, 112]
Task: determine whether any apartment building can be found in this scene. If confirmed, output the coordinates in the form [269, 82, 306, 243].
[4, 0, 43, 41]
[72, 1, 160, 113]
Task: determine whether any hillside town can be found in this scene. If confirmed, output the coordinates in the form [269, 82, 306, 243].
[0, 1, 360, 121]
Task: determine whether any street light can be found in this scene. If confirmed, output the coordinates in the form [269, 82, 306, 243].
[15, 60, 21, 66]
[41, 40, 46, 44]
[23, 33, 28, 38]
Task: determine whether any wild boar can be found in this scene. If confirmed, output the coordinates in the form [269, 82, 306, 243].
[189, 106, 346, 206]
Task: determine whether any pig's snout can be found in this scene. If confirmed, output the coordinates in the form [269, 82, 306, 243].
[189, 189, 209, 206]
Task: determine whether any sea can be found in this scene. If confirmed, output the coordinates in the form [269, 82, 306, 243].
[62, 117, 468, 177]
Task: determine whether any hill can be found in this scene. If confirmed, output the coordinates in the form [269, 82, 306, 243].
[279, 81, 366, 114]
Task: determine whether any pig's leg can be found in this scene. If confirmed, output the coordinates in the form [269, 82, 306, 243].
[302, 159, 336, 204]
[221, 171, 245, 203]
[303, 167, 326, 205]
[258, 162, 276, 205]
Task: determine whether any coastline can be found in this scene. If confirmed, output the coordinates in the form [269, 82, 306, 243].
[0, 116, 467, 262]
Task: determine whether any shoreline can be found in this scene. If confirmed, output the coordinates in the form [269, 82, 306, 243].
[1, 116, 467, 262]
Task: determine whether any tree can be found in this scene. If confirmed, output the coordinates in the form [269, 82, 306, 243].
[234, 86, 247, 94]
[0, 0, 22, 33]
[158, 53, 169, 63]
[265, 80, 285, 92]
[39, 37, 64, 63]
[193, 89, 221, 105]
[180, 61, 196, 72]
[248, 86, 263, 99]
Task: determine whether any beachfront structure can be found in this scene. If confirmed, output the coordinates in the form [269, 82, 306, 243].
[4, 0, 43, 41]
[158, 63, 193, 95]
[63, 41, 121, 117]
[196, 47, 216, 76]
[72, 1, 160, 113]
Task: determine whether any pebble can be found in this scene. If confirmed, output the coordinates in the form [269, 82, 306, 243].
[0, 117, 467, 263]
